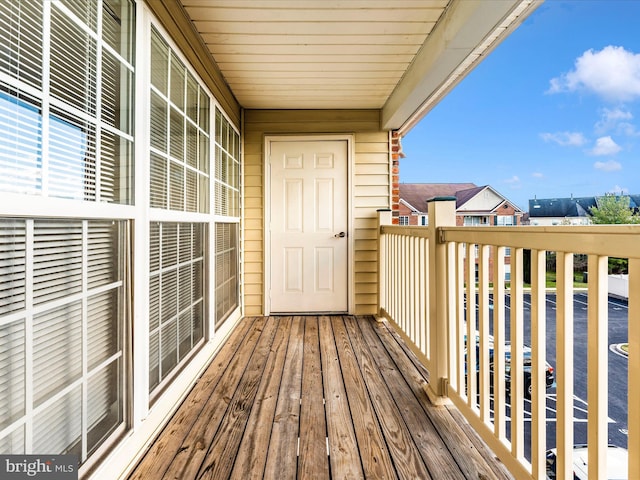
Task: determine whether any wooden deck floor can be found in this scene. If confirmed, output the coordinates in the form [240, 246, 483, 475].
[129, 316, 512, 480]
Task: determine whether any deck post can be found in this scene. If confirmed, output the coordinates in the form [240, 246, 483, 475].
[377, 209, 392, 321]
[425, 197, 456, 403]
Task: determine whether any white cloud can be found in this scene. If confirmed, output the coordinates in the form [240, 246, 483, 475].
[547, 46, 640, 102]
[594, 159, 622, 171]
[504, 175, 521, 189]
[589, 136, 622, 156]
[532, 172, 544, 178]
[540, 131, 587, 147]
[595, 107, 633, 134]
[609, 185, 628, 195]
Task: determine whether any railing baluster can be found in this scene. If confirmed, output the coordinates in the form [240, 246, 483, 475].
[446, 240, 457, 394]
[629, 257, 640, 480]
[466, 242, 477, 407]
[510, 248, 525, 462]
[531, 248, 547, 479]
[419, 236, 427, 354]
[478, 244, 491, 423]
[556, 252, 574, 480]
[392, 234, 398, 326]
[456, 242, 465, 397]
[587, 254, 609, 479]
[493, 245, 506, 441]
[425, 236, 430, 359]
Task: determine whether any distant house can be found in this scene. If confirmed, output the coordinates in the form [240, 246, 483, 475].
[399, 183, 524, 226]
[528, 195, 640, 225]
[399, 183, 524, 283]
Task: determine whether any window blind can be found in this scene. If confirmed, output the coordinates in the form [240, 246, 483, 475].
[0, 218, 126, 462]
[214, 223, 238, 328]
[0, 0, 134, 204]
[149, 27, 209, 214]
[212, 108, 240, 327]
[0, 0, 43, 90]
[148, 223, 205, 395]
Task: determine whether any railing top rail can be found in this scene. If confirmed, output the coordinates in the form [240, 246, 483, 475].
[380, 225, 432, 239]
[380, 224, 640, 257]
[441, 225, 640, 258]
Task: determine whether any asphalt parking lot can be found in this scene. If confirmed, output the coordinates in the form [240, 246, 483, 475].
[484, 292, 629, 460]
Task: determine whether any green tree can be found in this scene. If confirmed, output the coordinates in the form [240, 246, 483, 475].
[589, 194, 640, 274]
[589, 194, 640, 224]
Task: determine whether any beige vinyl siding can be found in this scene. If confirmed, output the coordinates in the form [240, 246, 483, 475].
[243, 110, 390, 315]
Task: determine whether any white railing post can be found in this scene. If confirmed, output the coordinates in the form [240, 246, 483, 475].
[377, 209, 392, 319]
[425, 197, 456, 402]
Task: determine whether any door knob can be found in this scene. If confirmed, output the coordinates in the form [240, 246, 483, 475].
[334, 231, 346, 238]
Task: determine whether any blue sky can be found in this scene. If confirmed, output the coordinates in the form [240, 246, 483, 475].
[401, 0, 640, 211]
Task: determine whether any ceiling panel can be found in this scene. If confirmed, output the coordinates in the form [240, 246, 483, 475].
[177, 0, 540, 131]
[182, 0, 445, 109]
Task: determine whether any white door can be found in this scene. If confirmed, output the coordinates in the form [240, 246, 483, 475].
[269, 139, 348, 313]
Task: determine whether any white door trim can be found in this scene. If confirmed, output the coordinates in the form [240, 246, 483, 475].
[264, 134, 354, 315]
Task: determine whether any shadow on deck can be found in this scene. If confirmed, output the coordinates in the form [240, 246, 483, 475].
[129, 315, 512, 479]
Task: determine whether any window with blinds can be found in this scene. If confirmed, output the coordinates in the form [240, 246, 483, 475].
[214, 109, 240, 218]
[0, 0, 134, 203]
[0, 218, 127, 462]
[0, 0, 133, 466]
[213, 108, 240, 327]
[148, 222, 205, 394]
[214, 223, 239, 328]
[148, 27, 210, 398]
[149, 27, 210, 213]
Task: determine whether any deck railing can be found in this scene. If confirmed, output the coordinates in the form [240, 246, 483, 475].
[377, 199, 640, 480]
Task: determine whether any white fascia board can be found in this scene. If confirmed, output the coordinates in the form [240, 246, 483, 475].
[382, 0, 540, 133]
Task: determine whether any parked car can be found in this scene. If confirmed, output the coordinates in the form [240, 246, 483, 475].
[464, 332, 554, 399]
[492, 343, 555, 399]
[546, 445, 628, 480]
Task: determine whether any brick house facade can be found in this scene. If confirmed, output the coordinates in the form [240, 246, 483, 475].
[398, 183, 524, 281]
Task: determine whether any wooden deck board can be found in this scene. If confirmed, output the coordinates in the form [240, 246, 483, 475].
[198, 317, 279, 479]
[358, 317, 465, 480]
[298, 317, 330, 479]
[318, 316, 364, 480]
[343, 316, 432, 480]
[127, 317, 256, 480]
[263, 316, 305, 480]
[129, 315, 513, 480]
[163, 316, 268, 479]
[331, 316, 398, 479]
[372, 319, 511, 480]
[228, 316, 291, 479]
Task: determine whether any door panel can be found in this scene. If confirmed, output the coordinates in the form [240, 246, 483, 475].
[269, 140, 348, 312]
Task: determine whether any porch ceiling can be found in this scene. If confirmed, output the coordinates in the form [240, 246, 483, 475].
[179, 0, 540, 133]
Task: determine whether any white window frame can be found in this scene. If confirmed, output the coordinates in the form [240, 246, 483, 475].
[0, 0, 135, 471]
[129, 4, 243, 440]
[1, 3, 246, 477]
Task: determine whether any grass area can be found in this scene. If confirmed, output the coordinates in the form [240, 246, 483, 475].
[481, 272, 588, 290]
[541, 271, 588, 289]
[517, 271, 588, 289]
